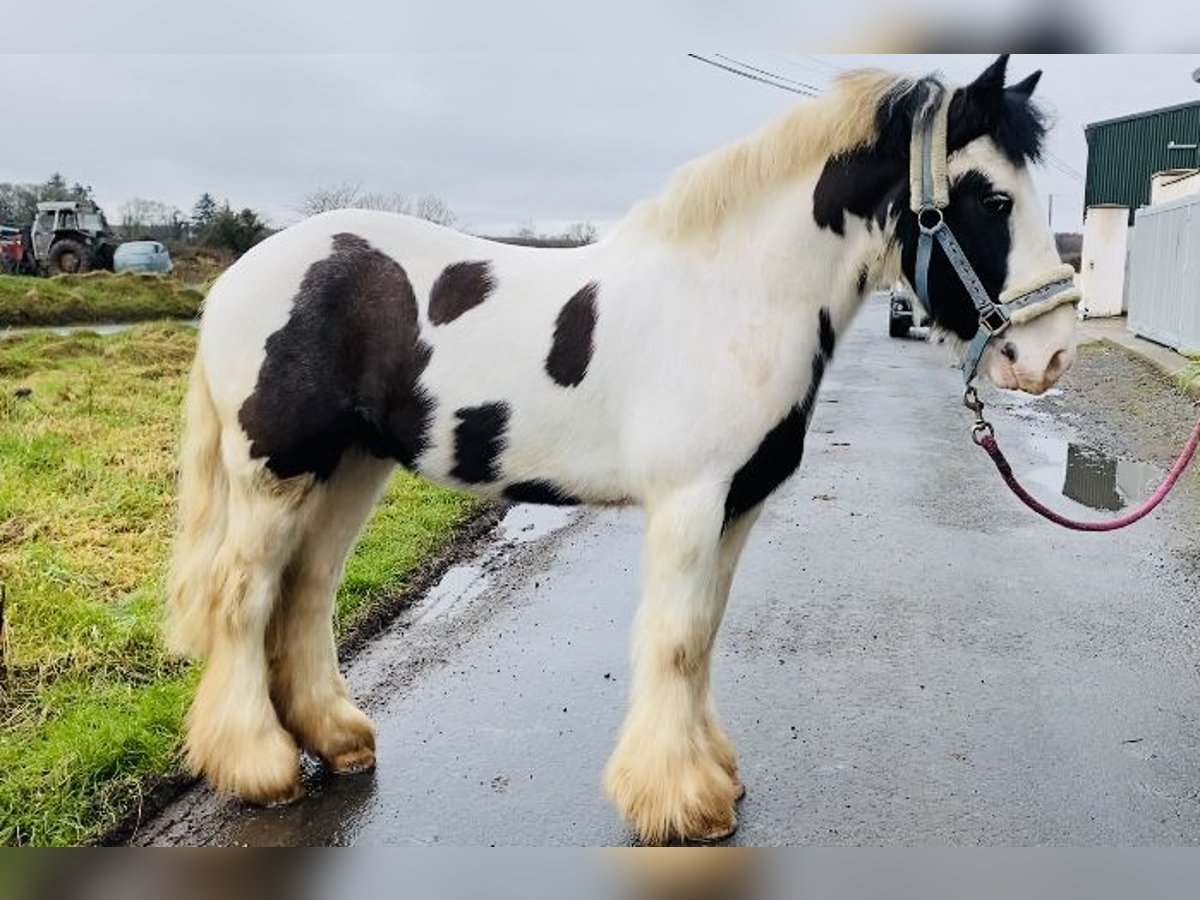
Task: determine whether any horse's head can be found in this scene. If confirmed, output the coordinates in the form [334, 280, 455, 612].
[894, 55, 1077, 395]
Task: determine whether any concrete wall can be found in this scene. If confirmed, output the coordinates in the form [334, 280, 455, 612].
[1079, 205, 1130, 318]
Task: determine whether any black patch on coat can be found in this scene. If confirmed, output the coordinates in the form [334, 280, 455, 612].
[856, 265, 869, 295]
[504, 480, 581, 506]
[238, 233, 433, 481]
[451, 402, 509, 483]
[428, 261, 496, 325]
[895, 169, 1013, 340]
[546, 282, 598, 387]
[723, 307, 836, 526]
[813, 143, 908, 237]
[818, 306, 836, 357]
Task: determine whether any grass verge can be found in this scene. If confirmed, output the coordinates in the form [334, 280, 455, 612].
[0, 273, 203, 328]
[0, 324, 478, 845]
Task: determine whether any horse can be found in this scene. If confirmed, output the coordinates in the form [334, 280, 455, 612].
[167, 54, 1079, 844]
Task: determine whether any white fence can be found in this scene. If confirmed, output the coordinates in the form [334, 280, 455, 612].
[1127, 193, 1200, 352]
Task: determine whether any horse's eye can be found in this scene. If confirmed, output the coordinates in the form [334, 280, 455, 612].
[983, 193, 1013, 216]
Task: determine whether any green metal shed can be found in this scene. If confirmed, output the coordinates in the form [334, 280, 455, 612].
[1084, 100, 1200, 223]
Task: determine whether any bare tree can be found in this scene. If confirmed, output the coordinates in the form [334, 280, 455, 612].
[299, 182, 362, 217]
[565, 221, 598, 245]
[357, 191, 412, 214]
[415, 194, 456, 227]
[119, 197, 184, 238]
[299, 184, 452, 224]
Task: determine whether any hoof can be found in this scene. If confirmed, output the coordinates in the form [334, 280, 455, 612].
[326, 746, 376, 775]
[260, 780, 305, 807]
[605, 750, 740, 846]
[281, 696, 376, 772]
[187, 730, 303, 807]
[690, 818, 738, 845]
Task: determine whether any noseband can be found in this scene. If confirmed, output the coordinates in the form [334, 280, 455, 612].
[909, 87, 1080, 385]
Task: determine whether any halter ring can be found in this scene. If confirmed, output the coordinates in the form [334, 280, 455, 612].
[917, 207, 944, 234]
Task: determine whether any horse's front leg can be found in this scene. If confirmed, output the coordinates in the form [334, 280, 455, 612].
[605, 485, 743, 844]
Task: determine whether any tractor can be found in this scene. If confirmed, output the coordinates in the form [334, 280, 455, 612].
[1, 201, 119, 276]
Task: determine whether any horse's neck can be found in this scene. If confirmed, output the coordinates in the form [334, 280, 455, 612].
[721, 176, 894, 327]
[610, 172, 896, 346]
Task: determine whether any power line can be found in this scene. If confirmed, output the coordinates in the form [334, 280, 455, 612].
[795, 53, 847, 75]
[690, 51, 1088, 187]
[769, 53, 844, 86]
[1044, 150, 1085, 182]
[711, 53, 824, 95]
[686, 53, 819, 97]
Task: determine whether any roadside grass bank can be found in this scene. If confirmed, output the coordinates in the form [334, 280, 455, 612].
[0, 324, 479, 845]
[0, 273, 203, 328]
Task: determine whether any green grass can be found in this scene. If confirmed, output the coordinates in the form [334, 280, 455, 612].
[1177, 357, 1200, 398]
[0, 324, 478, 845]
[0, 272, 203, 328]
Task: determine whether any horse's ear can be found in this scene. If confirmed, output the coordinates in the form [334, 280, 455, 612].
[965, 54, 1009, 104]
[1009, 70, 1042, 97]
[946, 56, 1009, 148]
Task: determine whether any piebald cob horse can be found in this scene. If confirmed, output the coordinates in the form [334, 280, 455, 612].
[168, 55, 1078, 843]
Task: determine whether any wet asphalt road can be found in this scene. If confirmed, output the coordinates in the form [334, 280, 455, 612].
[137, 299, 1200, 846]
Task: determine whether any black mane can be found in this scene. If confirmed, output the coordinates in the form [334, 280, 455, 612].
[877, 70, 1046, 168]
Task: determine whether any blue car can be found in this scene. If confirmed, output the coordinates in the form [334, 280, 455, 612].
[114, 240, 173, 274]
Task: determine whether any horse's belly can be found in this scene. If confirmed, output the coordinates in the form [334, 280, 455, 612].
[410, 377, 627, 506]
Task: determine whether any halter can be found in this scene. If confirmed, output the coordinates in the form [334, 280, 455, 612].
[909, 86, 1080, 385]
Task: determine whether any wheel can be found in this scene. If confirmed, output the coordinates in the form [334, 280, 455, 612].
[94, 242, 116, 272]
[47, 239, 91, 275]
[888, 309, 913, 338]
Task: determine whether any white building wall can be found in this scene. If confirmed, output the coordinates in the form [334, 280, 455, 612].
[1079, 205, 1130, 318]
[1151, 169, 1200, 205]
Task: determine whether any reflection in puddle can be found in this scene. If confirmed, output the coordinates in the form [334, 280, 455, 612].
[409, 564, 490, 624]
[1, 321, 198, 340]
[1062, 443, 1161, 512]
[405, 505, 579, 626]
[498, 503, 578, 543]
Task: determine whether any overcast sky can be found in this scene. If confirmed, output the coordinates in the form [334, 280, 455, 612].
[5, 54, 1198, 235]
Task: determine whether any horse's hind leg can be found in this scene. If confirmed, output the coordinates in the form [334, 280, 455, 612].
[184, 463, 314, 805]
[268, 452, 394, 773]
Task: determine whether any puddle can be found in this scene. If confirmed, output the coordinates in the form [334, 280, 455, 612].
[1, 321, 198, 340]
[408, 564, 490, 624]
[1025, 434, 1162, 513]
[403, 505, 579, 627]
[1061, 443, 1162, 512]
[498, 504, 578, 544]
[987, 396, 1162, 515]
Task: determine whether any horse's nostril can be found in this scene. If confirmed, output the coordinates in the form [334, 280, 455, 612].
[1045, 348, 1068, 380]
[1001, 341, 1018, 363]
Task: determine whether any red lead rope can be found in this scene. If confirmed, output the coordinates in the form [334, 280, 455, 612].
[975, 421, 1200, 532]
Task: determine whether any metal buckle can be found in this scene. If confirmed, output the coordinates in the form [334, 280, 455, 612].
[980, 306, 1010, 336]
[918, 207, 943, 234]
[963, 386, 995, 444]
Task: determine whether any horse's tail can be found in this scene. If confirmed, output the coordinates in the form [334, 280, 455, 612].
[166, 348, 228, 659]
